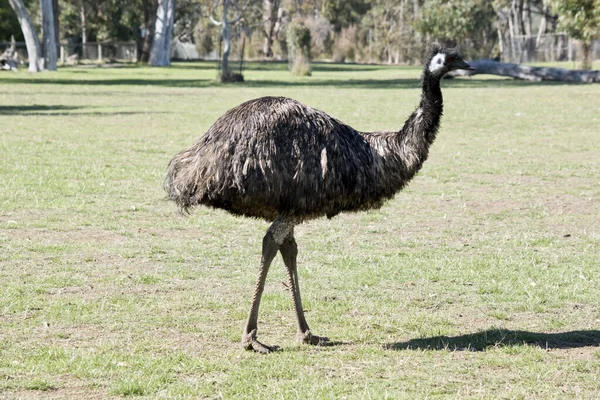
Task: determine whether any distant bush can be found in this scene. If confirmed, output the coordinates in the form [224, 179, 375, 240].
[194, 21, 216, 57]
[332, 25, 358, 63]
[306, 15, 334, 59]
[287, 21, 312, 76]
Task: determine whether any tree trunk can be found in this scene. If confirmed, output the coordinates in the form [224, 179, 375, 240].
[580, 41, 591, 70]
[448, 59, 600, 82]
[80, 0, 86, 59]
[497, 27, 504, 59]
[220, 0, 231, 74]
[149, 0, 175, 66]
[52, 0, 59, 45]
[140, 0, 158, 62]
[41, 0, 57, 70]
[262, 0, 281, 58]
[524, 0, 532, 37]
[523, 0, 534, 60]
[509, 0, 524, 62]
[535, 3, 547, 49]
[412, 0, 419, 18]
[8, 0, 43, 72]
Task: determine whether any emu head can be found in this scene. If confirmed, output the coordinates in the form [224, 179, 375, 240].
[426, 43, 473, 78]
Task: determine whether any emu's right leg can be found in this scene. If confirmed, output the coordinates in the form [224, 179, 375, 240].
[241, 219, 293, 353]
[280, 233, 329, 346]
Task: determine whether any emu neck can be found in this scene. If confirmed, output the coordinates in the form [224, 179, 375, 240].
[391, 71, 443, 174]
[408, 71, 443, 146]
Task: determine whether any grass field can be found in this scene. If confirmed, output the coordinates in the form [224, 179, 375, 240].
[1, 61, 599, 399]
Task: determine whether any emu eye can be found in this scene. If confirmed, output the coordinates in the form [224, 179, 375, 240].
[437, 58, 442, 64]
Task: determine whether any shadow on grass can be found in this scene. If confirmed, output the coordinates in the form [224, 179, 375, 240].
[2, 70, 582, 90]
[0, 105, 83, 115]
[0, 77, 419, 89]
[277, 340, 350, 353]
[1, 76, 574, 90]
[386, 329, 600, 351]
[0, 104, 168, 116]
[171, 60, 394, 73]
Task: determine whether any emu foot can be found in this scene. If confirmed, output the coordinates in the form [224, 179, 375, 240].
[242, 329, 277, 354]
[297, 330, 330, 346]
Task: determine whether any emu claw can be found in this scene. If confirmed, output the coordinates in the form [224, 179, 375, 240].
[297, 330, 330, 346]
[242, 329, 277, 354]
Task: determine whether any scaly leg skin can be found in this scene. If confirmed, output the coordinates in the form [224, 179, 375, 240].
[242, 329, 275, 354]
[241, 219, 292, 353]
[280, 234, 330, 347]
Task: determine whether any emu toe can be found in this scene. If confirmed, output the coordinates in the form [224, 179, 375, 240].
[242, 329, 278, 354]
[297, 330, 330, 346]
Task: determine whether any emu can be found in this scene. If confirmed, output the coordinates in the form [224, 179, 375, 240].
[165, 44, 472, 353]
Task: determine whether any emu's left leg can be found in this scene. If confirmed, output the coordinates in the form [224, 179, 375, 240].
[241, 229, 279, 353]
[280, 231, 329, 346]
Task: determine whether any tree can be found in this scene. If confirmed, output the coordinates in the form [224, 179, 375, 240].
[493, 0, 550, 62]
[359, 0, 422, 64]
[80, 1, 87, 59]
[52, 0, 59, 45]
[0, 0, 24, 41]
[287, 19, 311, 75]
[262, 0, 283, 57]
[321, 0, 371, 33]
[41, 0, 57, 70]
[209, 0, 255, 81]
[418, 0, 496, 59]
[8, 0, 43, 71]
[149, 0, 176, 66]
[140, 0, 159, 62]
[549, 0, 600, 69]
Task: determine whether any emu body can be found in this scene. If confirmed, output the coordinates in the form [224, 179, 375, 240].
[165, 45, 472, 353]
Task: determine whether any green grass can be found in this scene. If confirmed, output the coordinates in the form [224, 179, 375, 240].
[1, 61, 599, 399]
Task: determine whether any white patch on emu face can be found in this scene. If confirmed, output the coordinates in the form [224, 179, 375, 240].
[428, 53, 446, 73]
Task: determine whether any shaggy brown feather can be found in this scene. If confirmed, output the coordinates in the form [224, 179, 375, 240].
[164, 45, 472, 352]
[165, 45, 462, 222]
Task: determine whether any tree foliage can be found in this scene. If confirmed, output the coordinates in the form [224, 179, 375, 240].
[549, 0, 600, 43]
[4, 0, 599, 67]
[548, 0, 600, 68]
[286, 19, 311, 75]
[0, 0, 25, 41]
[321, 0, 371, 32]
[419, 0, 496, 56]
[59, 0, 147, 42]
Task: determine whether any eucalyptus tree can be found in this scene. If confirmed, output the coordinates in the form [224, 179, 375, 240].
[8, 0, 43, 71]
[361, 0, 421, 64]
[262, 0, 283, 57]
[149, 0, 176, 65]
[41, 0, 57, 70]
[549, 0, 600, 69]
[209, 0, 258, 80]
[1, 0, 24, 42]
[418, 0, 496, 59]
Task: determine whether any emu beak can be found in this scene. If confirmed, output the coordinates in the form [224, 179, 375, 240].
[455, 59, 475, 71]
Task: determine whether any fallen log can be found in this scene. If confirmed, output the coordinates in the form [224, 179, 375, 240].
[0, 35, 18, 71]
[0, 58, 18, 71]
[449, 59, 600, 83]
